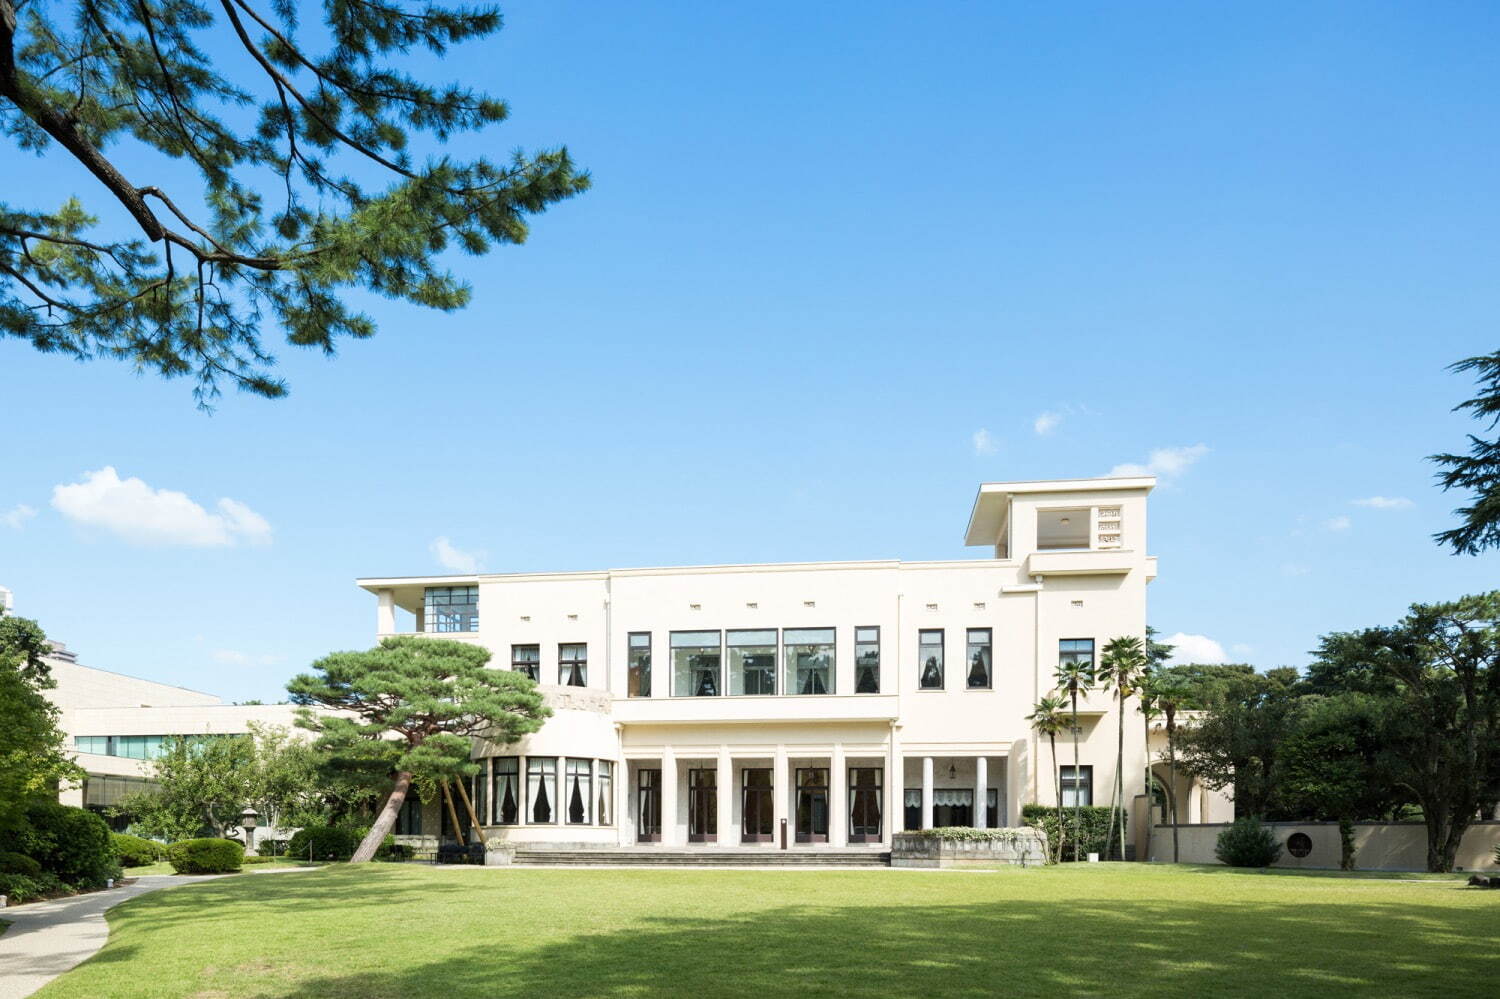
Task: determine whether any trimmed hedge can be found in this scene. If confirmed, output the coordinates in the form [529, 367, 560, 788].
[166, 838, 244, 874]
[1216, 817, 1282, 868]
[0, 850, 42, 876]
[903, 827, 1033, 844]
[286, 825, 363, 862]
[13, 800, 120, 888]
[437, 842, 485, 865]
[0, 871, 65, 903]
[111, 833, 165, 867]
[1022, 804, 1124, 861]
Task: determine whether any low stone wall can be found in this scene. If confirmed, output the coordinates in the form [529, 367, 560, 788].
[891, 829, 1048, 868]
[1147, 820, 1500, 872]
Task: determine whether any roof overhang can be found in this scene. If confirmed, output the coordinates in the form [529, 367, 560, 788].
[963, 476, 1156, 547]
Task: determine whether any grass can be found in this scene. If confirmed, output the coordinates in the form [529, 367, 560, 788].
[123, 860, 324, 877]
[40, 862, 1500, 998]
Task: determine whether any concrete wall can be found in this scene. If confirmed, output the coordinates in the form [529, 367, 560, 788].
[1147, 821, 1500, 872]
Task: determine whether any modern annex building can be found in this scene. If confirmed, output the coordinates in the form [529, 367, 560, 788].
[360, 476, 1224, 851]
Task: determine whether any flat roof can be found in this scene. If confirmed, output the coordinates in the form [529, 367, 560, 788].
[963, 475, 1155, 547]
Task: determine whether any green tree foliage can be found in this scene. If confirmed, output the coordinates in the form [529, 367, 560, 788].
[1171, 666, 1302, 818]
[1052, 653, 1095, 863]
[1095, 635, 1147, 860]
[0, 0, 588, 405]
[1430, 351, 1500, 554]
[0, 607, 81, 838]
[1025, 695, 1069, 863]
[286, 636, 549, 863]
[1214, 816, 1282, 868]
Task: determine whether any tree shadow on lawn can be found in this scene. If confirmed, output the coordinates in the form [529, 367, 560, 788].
[266, 893, 1495, 999]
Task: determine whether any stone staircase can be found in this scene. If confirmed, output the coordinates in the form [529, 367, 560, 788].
[512, 848, 891, 868]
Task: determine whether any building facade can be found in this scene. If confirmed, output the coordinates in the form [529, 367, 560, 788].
[361, 477, 1179, 850]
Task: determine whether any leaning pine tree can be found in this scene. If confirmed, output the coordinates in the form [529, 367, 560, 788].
[287, 636, 549, 863]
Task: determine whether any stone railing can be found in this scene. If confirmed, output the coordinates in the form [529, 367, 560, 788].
[891, 828, 1049, 868]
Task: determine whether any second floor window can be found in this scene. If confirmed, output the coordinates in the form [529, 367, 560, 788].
[1059, 638, 1095, 673]
[671, 631, 721, 697]
[785, 628, 835, 694]
[511, 644, 540, 682]
[728, 630, 777, 695]
[919, 629, 944, 689]
[854, 626, 880, 693]
[628, 633, 651, 697]
[559, 643, 588, 687]
[966, 628, 993, 689]
[424, 585, 478, 632]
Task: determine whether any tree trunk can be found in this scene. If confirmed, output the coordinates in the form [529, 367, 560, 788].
[1071, 689, 1081, 863]
[1050, 732, 1063, 864]
[1167, 713, 1180, 863]
[1115, 694, 1127, 859]
[1338, 816, 1356, 871]
[440, 780, 467, 845]
[351, 770, 413, 864]
[453, 774, 486, 842]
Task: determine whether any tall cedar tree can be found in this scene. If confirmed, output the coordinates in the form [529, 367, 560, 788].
[1431, 351, 1500, 554]
[0, 0, 588, 405]
[287, 636, 548, 863]
[0, 607, 81, 837]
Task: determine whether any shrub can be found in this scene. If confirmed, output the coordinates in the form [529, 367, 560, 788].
[256, 838, 289, 857]
[240, 855, 278, 865]
[0, 871, 65, 903]
[13, 800, 121, 888]
[166, 838, 244, 874]
[1021, 804, 1123, 861]
[286, 825, 363, 862]
[436, 842, 485, 865]
[379, 842, 413, 862]
[0, 850, 42, 876]
[111, 833, 165, 867]
[1216, 817, 1283, 868]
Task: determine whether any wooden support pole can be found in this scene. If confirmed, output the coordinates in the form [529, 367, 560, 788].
[453, 773, 486, 843]
[440, 779, 467, 845]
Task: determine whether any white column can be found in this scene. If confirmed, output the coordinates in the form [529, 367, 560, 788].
[830, 743, 847, 847]
[661, 749, 679, 847]
[377, 588, 396, 635]
[887, 725, 902, 846]
[921, 756, 934, 830]
[716, 747, 733, 846]
[773, 745, 789, 848]
[975, 756, 989, 830]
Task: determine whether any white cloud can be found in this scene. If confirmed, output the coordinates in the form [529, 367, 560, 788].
[1, 504, 36, 530]
[51, 467, 271, 547]
[1324, 515, 1352, 532]
[1230, 643, 1254, 657]
[212, 649, 281, 667]
[971, 428, 998, 456]
[1109, 443, 1209, 480]
[431, 536, 485, 574]
[1163, 632, 1228, 666]
[1352, 496, 1414, 510]
[1033, 411, 1062, 436]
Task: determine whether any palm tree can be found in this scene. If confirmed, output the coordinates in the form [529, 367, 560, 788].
[1138, 671, 1161, 807]
[1026, 695, 1069, 863]
[1053, 651, 1095, 862]
[1097, 635, 1147, 860]
[1150, 673, 1191, 862]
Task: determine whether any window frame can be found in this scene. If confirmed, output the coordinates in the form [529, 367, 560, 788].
[726, 628, 778, 696]
[526, 756, 559, 824]
[564, 758, 593, 824]
[670, 630, 723, 697]
[492, 756, 520, 825]
[627, 633, 652, 697]
[424, 585, 479, 633]
[918, 628, 945, 690]
[511, 643, 541, 682]
[965, 627, 993, 690]
[854, 625, 880, 694]
[784, 626, 836, 696]
[1060, 764, 1094, 807]
[559, 642, 588, 687]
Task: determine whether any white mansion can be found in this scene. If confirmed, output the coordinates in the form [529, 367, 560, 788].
[359, 476, 1217, 851]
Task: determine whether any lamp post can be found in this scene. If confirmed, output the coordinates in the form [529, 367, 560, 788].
[240, 806, 259, 857]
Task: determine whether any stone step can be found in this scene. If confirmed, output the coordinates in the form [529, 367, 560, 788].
[512, 849, 891, 867]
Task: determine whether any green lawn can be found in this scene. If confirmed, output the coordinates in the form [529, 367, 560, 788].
[41, 863, 1497, 998]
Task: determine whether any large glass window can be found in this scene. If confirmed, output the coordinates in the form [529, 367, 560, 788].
[918, 629, 945, 689]
[854, 627, 880, 693]
[727, 630, 777, 695]
[671, 631, 722, 697]
[565, 759, 593, 824]
[1060, 765, 1093, 807]
[933, 789, 973, 827]
[785, 628, 835, 695]
[74, 736, 109, 755]
[849, 767, 883, 842]
[637, 769, 661, 841]
[559, 643, 588, 687]
[424, 585, 478, 632]
[903, 789, 921, 831]
[688, 769, 717, 842]
[527, 757, 558, 823]
[82, 774, 155, 809]
[795, 768, 830, 843]
[511, 644, 540, 682]
[1059, 638, 1095, 671]
[987, 788, 1003, 828]
[493, 757, 520, 824]
[596, 761, 613, 826]
[966, 628, 993, 689]
[628, 633, 651, 697]
[742, 769, 774, 842]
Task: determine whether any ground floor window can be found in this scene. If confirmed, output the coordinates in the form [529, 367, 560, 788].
[904, 789, 921, 831]
[566, 759, 593, 824]
[528, 757, 558, 824]
[493, 757, 520, 824]
[1060, 765, 1093, 807]
[795, 768, 830, 843]
[849, 767, 882, 841]
[597, 761, 613, 826]
[742, 768, 774, 842]
[932, 789, 973, 827]
[637, 769, 661, 842]
[395, 788, 422, 836]
[986, 788, 1003, 828]
[688, 768, 717, 842]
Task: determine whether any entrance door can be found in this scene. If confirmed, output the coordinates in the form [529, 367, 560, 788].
[741, 768, 773, 842]
[848, 767, 883, 843]
[795, 768, 829, 843]
[636, 769, 661, 842]
[688, 768, 717, 842]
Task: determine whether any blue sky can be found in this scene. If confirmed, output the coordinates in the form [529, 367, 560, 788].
[2, 1, 1497, 701]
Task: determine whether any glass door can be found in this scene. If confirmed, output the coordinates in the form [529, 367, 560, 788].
[848, 767, 883, 842]
[741, 768, 773, 842]
[795, 768, 829, 843]
[688, 768, 717, 842]
[636, 768, 661, 842]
